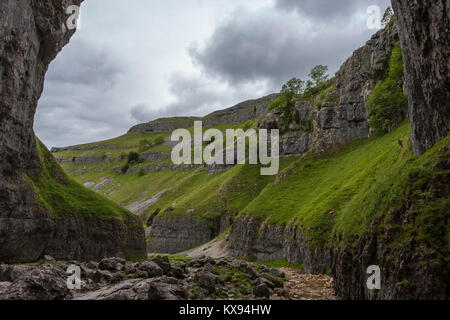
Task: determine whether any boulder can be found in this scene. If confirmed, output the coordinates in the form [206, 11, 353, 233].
[98, 257, 126, 272]
[44, 255, 56, 262]
[74, 279, 152, 300]
[255, 277, 275, 290]
[0, 264, 71, 300]
[202, 263, 214, 273]
[253, 284, 271, 299]
[270, 268, 286, 278]
[93, 270, 114, 284]
[195, 271, 218, 293]
[171, 267, 185, 279]
[260, 273, 284, 288]
[244, 266, 258, 280]
[151, 256, 171, 274]
[148, 280, 188, 300]
[138, 261, 163, 277]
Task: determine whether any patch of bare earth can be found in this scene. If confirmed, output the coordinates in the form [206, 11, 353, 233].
[272, 268, 339, 300]
[181, 233, 229, 259]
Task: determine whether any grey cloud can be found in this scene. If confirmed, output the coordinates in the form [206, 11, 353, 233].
[36, 0, 393, 148]
[189, 8, 378, 88]
[130, 72, 230, 123]
[276, 0, 391, 23]
[35, 39, 131, 148]
[45, 40, 124, 88]
[138, 1, 392, 125]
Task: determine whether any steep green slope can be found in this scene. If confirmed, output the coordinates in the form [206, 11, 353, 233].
[55, 118, 448, 245]
[26, 138, 139, 222]
[241, 121, 448, 250]
[53, 120, 287, 224]
[142, 157, 295, 221]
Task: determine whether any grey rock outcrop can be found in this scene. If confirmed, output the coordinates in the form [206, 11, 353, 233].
[228, 200, 448, 300]
[253, 284, 271, 298]
[202, 94, 277, 127]
[262, 25, 399, 156]
[0, 0, 146, 263]
[0, 256, 287, 300]
[391, 0, 450, 155]
[98, 257, 126, 272]
[148, 216, 215, 253]
[0, 264, 72, 300]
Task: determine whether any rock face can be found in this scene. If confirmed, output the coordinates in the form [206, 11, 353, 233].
[229, 210, 448, 300]
[0, 0, 146, 263]
[0, 264, 72, 300]
[391, 0, 450, 155]
[148, 216, 214, 253]
[261, 25, 399, 156]
[229, 218, 331, 274]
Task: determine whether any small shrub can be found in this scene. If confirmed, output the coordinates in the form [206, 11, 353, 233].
[121, 164, 129, 174]
[269, 78, 305, 133]
[388, 42, 404, 83]
[139, 139, 151, 152]
[242, 120, 254, 131]
[367, 42, 407, 133]
[154, 136, 165, 145]
[309, 65, 329, 87]
[138, 168, 145, 177]
[301, 118, 314, 133]
[139, 139, 150, 147]
[382, 6, 394, 27]
[128, 151, 140, 164]
[316, 84, 336, 108]
[367, 79, 406, 132]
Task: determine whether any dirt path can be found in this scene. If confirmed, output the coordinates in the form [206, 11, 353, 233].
[181, 233, 229, 259]
[125, 188, 171, 214]
[272, 268, 339, 300]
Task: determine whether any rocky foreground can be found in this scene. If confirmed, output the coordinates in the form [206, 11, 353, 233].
[0, 256, 336, 300]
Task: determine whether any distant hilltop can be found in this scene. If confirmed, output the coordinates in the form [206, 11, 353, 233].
[127, 94, 278, 134]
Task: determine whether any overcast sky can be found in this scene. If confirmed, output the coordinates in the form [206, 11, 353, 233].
[34, 0, 390, 148]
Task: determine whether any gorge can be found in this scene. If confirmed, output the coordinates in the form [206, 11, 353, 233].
[0, 0, 448, 300]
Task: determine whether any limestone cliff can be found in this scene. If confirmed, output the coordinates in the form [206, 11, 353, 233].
[261, 24, 400, 156]
[391, 0, 450, 155]
[0, 0, 146, 263]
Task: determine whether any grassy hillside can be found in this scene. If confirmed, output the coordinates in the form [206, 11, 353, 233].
[25, 138, 138, 222]
[241, 120, 448, 255]
[55, 118, 448, 263]
[53, 120, 285, 223]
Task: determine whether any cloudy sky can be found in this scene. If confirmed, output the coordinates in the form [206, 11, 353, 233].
[34, 0, 390, 148]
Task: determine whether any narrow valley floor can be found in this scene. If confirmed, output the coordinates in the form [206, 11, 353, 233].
[180, 234, 338, 300]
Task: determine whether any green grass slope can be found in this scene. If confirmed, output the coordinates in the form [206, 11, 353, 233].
[54, 120, 285, 224]
[25, 138, 138, 222]
[240, 121, 448, 254]
[56, 118, 448, 266]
